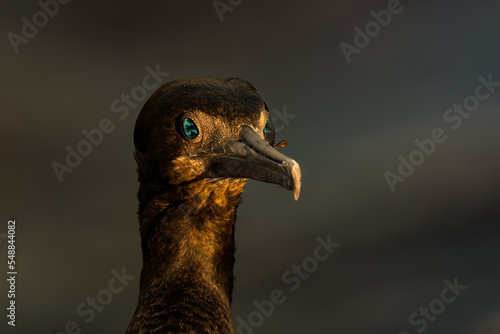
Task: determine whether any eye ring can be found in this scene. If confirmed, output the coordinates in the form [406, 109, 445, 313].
[181, 117, 200, 140]
[263, 117, 271, 135]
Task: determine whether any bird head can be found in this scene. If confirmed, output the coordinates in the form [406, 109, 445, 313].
[133, 77, 301, 203]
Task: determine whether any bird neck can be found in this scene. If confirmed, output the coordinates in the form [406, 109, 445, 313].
[128, 179, 246, 333]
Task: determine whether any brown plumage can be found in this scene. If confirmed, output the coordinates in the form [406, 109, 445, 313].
[126, 78, 301, 333]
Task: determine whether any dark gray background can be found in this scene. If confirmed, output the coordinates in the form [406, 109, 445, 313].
[1, 0, 499, 333]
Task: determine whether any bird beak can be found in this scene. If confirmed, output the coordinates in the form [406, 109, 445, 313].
[197, 125, 301, 200]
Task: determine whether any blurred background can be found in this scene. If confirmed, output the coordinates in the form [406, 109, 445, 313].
[1, 0, 500, 333]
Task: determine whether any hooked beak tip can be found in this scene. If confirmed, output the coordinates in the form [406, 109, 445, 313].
[289, 159, 301, 201]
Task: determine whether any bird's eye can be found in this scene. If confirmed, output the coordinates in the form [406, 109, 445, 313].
[182, 117, 199, 140]
[263, 117, 271, 135]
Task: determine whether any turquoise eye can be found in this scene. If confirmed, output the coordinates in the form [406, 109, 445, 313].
[263, 117, 271, 135]
[182, 117, 199, 139]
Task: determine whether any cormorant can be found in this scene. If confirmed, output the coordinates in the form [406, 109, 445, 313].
[126, 78, 301, 333]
